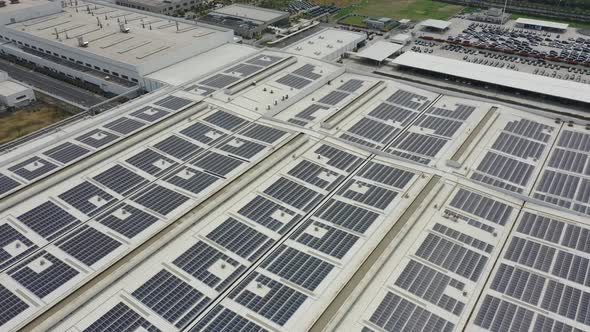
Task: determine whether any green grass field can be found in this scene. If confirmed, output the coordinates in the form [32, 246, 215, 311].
[339, 15, 368, 27]
[328, 0, 464, 22]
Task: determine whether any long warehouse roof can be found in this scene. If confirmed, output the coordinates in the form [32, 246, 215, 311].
[515, 17, 569, 30]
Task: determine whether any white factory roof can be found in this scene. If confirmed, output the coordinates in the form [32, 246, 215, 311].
[210, 4, 288, 23]
[4, 1, 229, 66]
[393, 52, 590, 104]
[420, 18, 451, 30]
[0, 80, 30, 95]
[282, 28, 366, 60]
[355, 41, 403, 62]
[515, 17, 569, 30]
[390, 33, 411, 44]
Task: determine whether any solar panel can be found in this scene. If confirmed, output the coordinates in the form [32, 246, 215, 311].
[224, 63, 263, 77]
[0, 173, 20, 195]
[491, 132, 546, 159]
[83, 302, 161, 332]
[126, 148, 178, 177]
[132, 184, 189, 215]
[346, 118, 400, 145]
[292, 64, 321, 80]
[386, 90, 430, 110]
[314, 199, 378, 234]
[314, 144, 362, 172]
[75, 129, 120, 148]
[288, 159, 343, 190]
[473, 151, 535, 187]
[153, 95, 193, 111]
[261, 245, 334, 291]
[164, 167, 219, 195]
[56, 225, 122, 266]
[557, 130, 590, 152]
[103, 116, 145, 135]
[184, 84, 216, 96]
[241, 123, 286, 144]
[8, 156, 58, 181]
[368, 102, 417, 126]
[338, 79, 364, 92]
[132, 269, 210, 328]
[191, 151, 243, 177]
[490, 263, 545, 305]
[337, 179, 398, 210]
[548, 148, 588, 173]
[415, 115, 463, 138]
[206, 217, 275, 261]
[203, 111, 248, 131]
[97, 203, 159, 238]
[237, 195, 301, 234]
[173, 241, 245, 291]
[220, 138, 265, 159]
[276, 74, 312, 89]
[391, 132, 447, 158]
[504, 237, 555, 272]
[535, 170, 581, 200]
[474, 295, 534, 332]
[317, 91, 349, 105]
[180, 122, 227, 145]
[432, 223, 493, 253]
[504, 119, 552, 142]
[358, 162, 414, 189]
[228, 272, 307, 326]
[58, 181, 116, 216]
[191, 305, 268, 332]
[92, 164, 148, 195]
[294, 104, 329, 121]
[130, 106, 170, 122]
[0, 224, 37, 270]
[288, 118, 308, 127]
[428, 104, 475, 120]
[8, 251, 79, 298]
[0, 284, 29, 327]
[43, 142, 90, 164]
[17, 201, 81, 240]
[199, 73, 240, 89]
[291, 219, 359, 259]
[153, 135, 203, 161]
[263, 177, 324, 212]
[245, 54, 283, 67]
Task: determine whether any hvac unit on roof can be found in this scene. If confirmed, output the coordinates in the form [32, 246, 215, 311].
[77, 37, 89, 47]
[119, 23, 130, 33]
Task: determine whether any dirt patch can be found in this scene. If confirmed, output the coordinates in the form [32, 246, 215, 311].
[0, 101, 70, 145]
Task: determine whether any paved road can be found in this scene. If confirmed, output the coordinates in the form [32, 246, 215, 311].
[0, 59, 106, 107]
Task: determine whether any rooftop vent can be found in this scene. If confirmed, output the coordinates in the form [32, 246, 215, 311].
[119, 22, 130, 33]
[77, 36, 88, 47]
[9, 0, 18, 4]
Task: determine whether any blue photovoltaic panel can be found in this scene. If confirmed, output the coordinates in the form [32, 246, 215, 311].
[17, 201, 81, 240]
[191, 305, 268, 332]
[56, 226, 122, 266]
[207, 218, 275, 262]
[75, 129, 119, 148]
[153, 135, 203, 161]
[8, 156, 57, 181]
[237, 195, 301, 234]
[132, 184, 190, 215]
[0, 284, 29, 327]
[83, 302, 161, 332]
[164, 167, 219, 195]
[43, 142, 90, 164]
[58, 181, 116, 216]
[126, 148, 178, 177]
[97, 203, 159, 238]
[0, 224, 38, 270]
[92, 164, 148, 195]
[0, 173, 20, 195]
[291, 219, 359, 259]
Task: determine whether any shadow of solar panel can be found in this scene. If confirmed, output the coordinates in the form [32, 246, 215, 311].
[347, 118, 399, 145]
[504, 237, 555, 272]
[475, 152, 534, 187]
[263, 177, 324, 212]
[204, 111, 248, 131]
[558, 130, 590, 152]
[291, 219, 359, 259]
[224, 63, 263, 77]
[428, 104, 475, 120]
[392, 132, 447, 158]
[83, 302, 161, 332]
[395, 259, 465, 315]
[386, 90, 429, 110]
[314, 199, 378, 234]
[191, 305, 268, 332]
[416, 115, 463, 138]
[207, 218, 275, 262]
[126, 148, 178, 177]
[261, 245, 334, 291]
[416, 233, 488, 281]
[8, 251, 79, 298]
[75, 129, 120, 149]
[0, 284, 29, 327]
[490, 264, 545, 305]
[103, 117, 145, 135]
[154, 95, 193, 111]
[368, 103, 417, 126]
[338, 79, 364, 92]
[8, 156, 58, 181]
[287, 160, 343, 191]
[173, 241, 245, 291]
[241, 123, 286, 144]
[199, 73, 240, 89]
[132, 269, 210, 328]
[56, 225, 121, 266]
[132, 184, 189, 215]
[315, 144, 362, 172]
[318, 91, 349, 105]
[0, 173, 20, 195]
[164, 167, 218, 195]
[276, 74, 311, 89]
[17, 201, 81, 240]
[338, 179, 397, 210]
[294, 104, 329, 121]
[180, 122, 227, 145]
[504, 119, 552, 143]
[98, 203, 159, 238]
[238, 195, 301, 234]
[43, 142, 90, 164]
[153, 135, 203, 161]
[358, 162, 414, 189]
[93, 164, 148, 195]
[130, 106, 170, 122]
[191, 151, 243, 177]
[58, 181, 116, 216]
[0, 224, 37, 270]
[548, 148, 588, 173]
[245, 54, 283, 67]
[474, 295, 534, 332]
[369, 292, 455, 332]
[228, 272, 307, 326]
[292, 64, 322, 80]
[220, 138, 265, 159]
[492, 132, 546, 159]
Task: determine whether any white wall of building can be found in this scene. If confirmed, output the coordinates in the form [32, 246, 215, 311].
[0, 80, 35, 107]
[0, 0, 62, 26]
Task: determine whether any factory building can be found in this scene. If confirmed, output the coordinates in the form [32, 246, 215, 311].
[202, 4, 289, 38]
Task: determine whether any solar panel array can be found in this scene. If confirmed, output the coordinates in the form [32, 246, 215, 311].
[533, 129, 590, 215]
[472, 118, 554, 194]
[276, 63, 323, 90]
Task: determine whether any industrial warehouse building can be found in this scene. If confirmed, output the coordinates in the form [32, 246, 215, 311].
[202, 4, 289, 38]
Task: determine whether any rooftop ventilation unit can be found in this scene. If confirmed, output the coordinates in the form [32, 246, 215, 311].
[9, 0, 19, 4]
[119, 22, 130, 33]
[77, 36, 89, 47]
